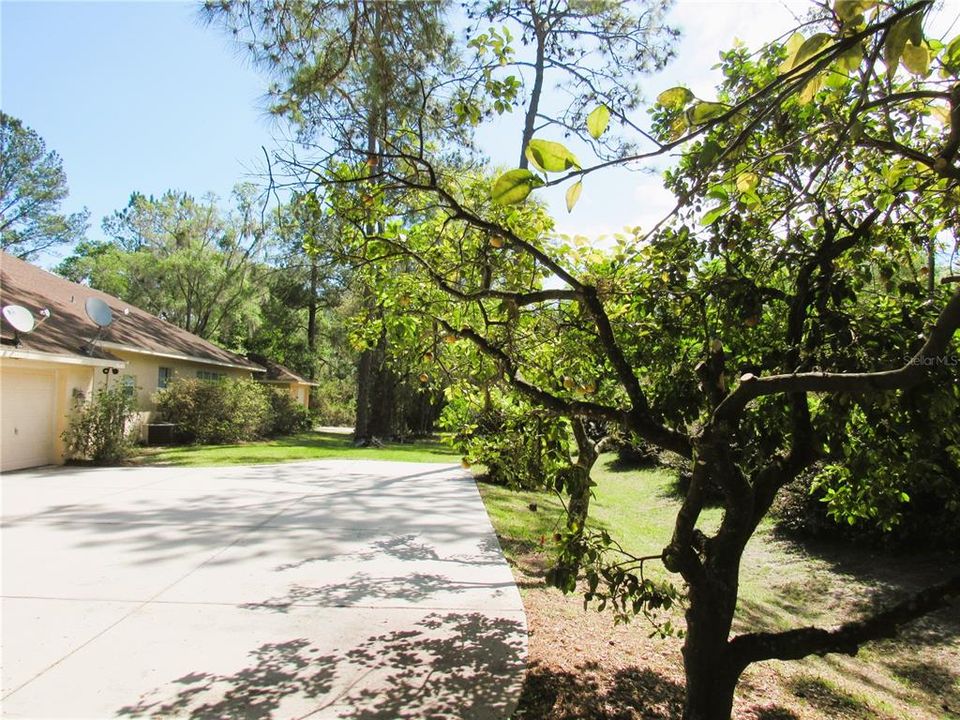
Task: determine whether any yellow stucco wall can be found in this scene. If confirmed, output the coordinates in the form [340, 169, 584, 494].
[259, 381, 311, 409]
[108, 349, 254, 424]
[0, 356, 107, 466]
[2, 348, 263, 467]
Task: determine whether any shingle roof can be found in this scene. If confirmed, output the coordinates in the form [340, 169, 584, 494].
[248, 354, 319, 385]
[0, 251, 263, 372]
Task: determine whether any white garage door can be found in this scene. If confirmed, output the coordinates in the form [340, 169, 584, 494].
[1, 369, 57, 472]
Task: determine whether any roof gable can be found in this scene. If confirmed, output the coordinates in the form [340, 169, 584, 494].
[247, 354, 318, 385]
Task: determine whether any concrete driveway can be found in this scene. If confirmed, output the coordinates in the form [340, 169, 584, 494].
[0, 460, 527, 719]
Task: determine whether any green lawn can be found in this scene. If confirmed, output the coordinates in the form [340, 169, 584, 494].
[478, 456, 960, 719]
[133, 430, 459, 466]
[478, 462, 723, 581]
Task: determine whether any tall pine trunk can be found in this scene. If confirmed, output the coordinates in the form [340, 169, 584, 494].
[518, 28, 546, 169]
[307, 256, 318, 368]
[366, 328, 394, 438]
[354, 86, 381, 443]
[354, 345, 375, 440]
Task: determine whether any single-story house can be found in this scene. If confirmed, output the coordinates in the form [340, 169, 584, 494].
[248, 354, 319, 408]
[0, 251, 267, 471]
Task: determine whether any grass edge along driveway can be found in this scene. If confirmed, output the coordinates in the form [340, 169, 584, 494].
[133, 430, 459, 467]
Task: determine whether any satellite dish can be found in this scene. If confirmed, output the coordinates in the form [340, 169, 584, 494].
[85, 297, 113, 328]
[2, 305, 36, 333]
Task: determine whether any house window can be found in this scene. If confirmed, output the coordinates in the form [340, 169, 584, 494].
[196, 370, 226, 382]
[121, 375, 137, 400]
[158, 367, 173, 389]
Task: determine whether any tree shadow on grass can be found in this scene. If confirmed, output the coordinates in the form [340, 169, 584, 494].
[268, 431, 459, 456]
[787, 676, 876, 720]
[738, 541, 960, 653]
[751, 708, 800, 720]
[767, 527, 960, 606]
[117, 612, 525, 720]
[886, 659, 960, 717]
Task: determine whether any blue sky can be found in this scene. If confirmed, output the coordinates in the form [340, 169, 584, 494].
[2, 0, 282, 264]
[10, 1, 951, 268]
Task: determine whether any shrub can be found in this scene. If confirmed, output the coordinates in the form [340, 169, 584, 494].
[440, 388, 570, 490]
[154, 377, 272, 444]
[774, 380, 960, 549]
[774, 463, 960, 549]
[310, 378, 355, 427]
[265, 387, 312, 435]
[62, 385, 137, 464]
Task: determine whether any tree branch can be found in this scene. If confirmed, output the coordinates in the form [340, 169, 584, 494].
[714, 288, 960, 424]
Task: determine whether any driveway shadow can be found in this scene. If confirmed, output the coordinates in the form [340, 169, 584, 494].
[3, 465, 491, 568]
[117, 612, 526, 720]
[241, 571, 516, 612]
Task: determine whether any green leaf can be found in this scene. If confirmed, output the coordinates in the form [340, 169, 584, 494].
[834, 0, 876, 25]
[741, 189, 761, 208]
[792, 33, 833, 71]
[944, 34, 960, 73]
[565, 180, 583, 213]
[586, 105, 611, 139]
[906, 11, 924, 46]
[825, 69, 851, 89]
[525, 139, 581, 173]
[885, 16, 913, 77]
[836, 42, 864, 73]
[902, 41, 930, 77]
[736, 172, 759, 193]
[779, 33, 806, 74]
[698, 140, 722, 166]
[667, 114, 689, 141]
[700, 202, 730, 226]
[657, 87, 694, 110]
[707, 185, 730, 203]
[686, 101, 727, 126]
[930, 104, 951, 125]
[798, 75, 823, 105]
[491, 169, 543, 205]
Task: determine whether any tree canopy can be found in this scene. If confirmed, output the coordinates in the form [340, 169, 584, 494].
[58, 187, 269, 348]
[0, 112, 89, 260]
[462, 0, 678, 164]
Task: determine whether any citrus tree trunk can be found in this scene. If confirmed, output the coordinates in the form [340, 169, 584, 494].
[681, 584, 741, 720]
